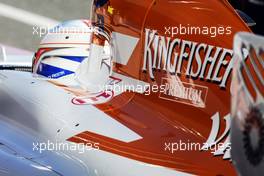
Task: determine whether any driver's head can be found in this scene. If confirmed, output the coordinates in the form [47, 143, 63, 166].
[32, 19, 112, 92]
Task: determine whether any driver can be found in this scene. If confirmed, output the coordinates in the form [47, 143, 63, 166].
[32, 19, 112, 93]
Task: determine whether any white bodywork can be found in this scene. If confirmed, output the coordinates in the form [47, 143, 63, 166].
[0, 45, 192, 176]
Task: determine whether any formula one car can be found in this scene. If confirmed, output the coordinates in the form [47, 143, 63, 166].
[0, 0, 253, 175]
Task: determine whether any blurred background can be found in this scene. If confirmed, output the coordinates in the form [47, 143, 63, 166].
[0, 0, 92, 51]
[229, 0, 264, 35]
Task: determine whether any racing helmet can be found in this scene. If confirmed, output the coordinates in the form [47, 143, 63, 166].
[32, 19, 112, 92]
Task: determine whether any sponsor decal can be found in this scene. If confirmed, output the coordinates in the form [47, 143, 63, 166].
[72, 90, 114, 105]
[201, 112, 231, 160]
[71, 76, 122, 105]
[159, 78, 208, 108]
[107, 6, 114, 15]
[143, 29, 234, 89]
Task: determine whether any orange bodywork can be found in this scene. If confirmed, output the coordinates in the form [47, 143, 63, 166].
[68, 0, 251, 175]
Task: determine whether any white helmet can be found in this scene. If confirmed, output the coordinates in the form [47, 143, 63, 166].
[32, 19, 112, 92]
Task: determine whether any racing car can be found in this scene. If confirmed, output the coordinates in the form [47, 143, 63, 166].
[0, 0, 254, 175]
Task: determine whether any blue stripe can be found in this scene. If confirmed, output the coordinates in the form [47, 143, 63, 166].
[37, 63, 74, 79]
